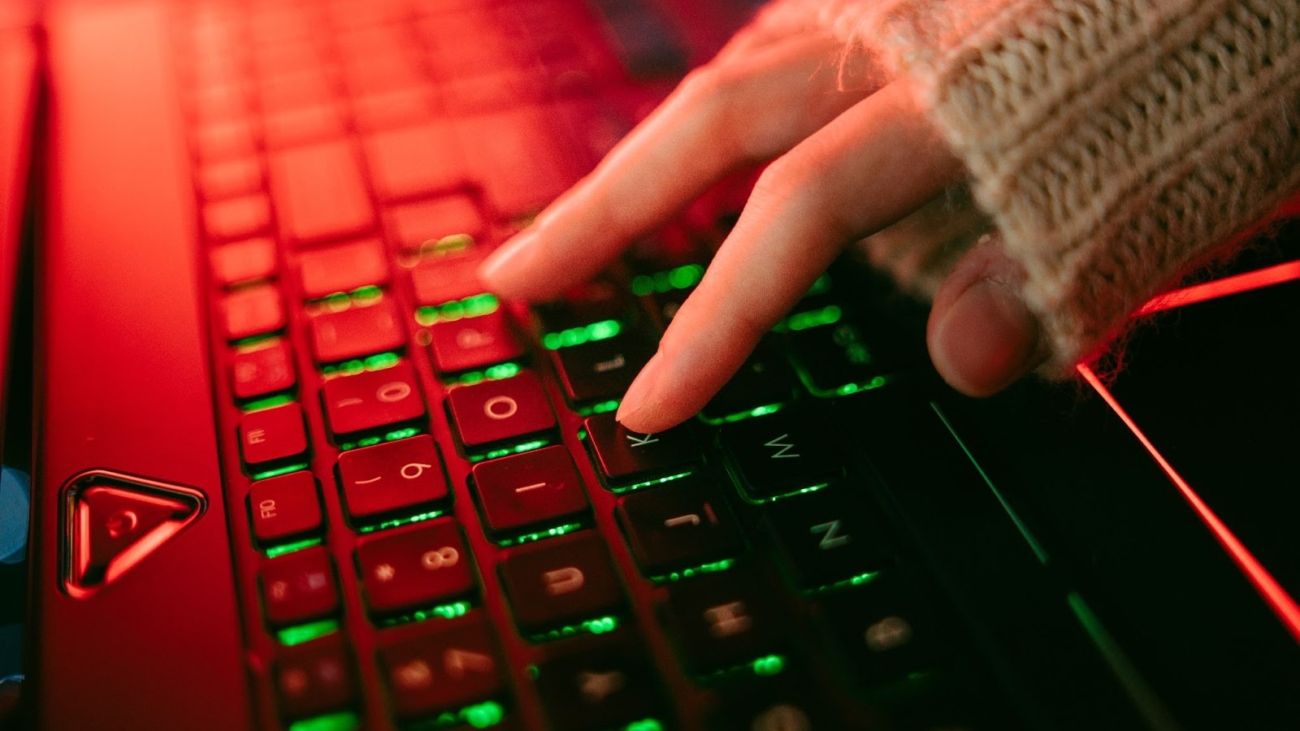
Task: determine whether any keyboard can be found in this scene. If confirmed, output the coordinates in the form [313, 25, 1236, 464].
[173, 1, 1012, 729]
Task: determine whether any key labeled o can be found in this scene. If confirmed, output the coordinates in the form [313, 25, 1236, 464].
[376, 381, 412, 403]
[483, 395, 517, 420]
[421, 546, 459, 570]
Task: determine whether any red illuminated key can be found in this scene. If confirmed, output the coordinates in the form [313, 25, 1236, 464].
[429, 310, 524, 374]
[309, 297, 406, 364]
[240, 403, 309, 467]
[357, 518, 475, 614]
[385, 193, 486, 251]
[204, 193, 272, 241]
[472, 446, 589, 534]
[211, 237, 277, 287]
[457, 108, 581, 217]
[249, 471, 322, 543]
[200, 157, 262, 201]
[446, 371, 556, 451]
[297, 238, 390, 299]
[260, 546, 339, 626]
[275, 637, 357, 721]
[270, 141, 375, 247]
[222, 284, 286, 341]
[338, 435, 449, 521]
[499, 531, 623, 632]
[232, 339, 297, 401]
[263, 104, 347, 149]
[410, 249, 490, 307]
[195, 119, 257, 163]
[352, 86, 435, 132]
[364, 122, 467, 202]
[321, 360, 425, 437]
[380, 614, 504, 719]
[259, 70, 335, 114]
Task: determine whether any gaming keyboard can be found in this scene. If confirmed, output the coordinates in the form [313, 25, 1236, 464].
[170, 1, 1017, 729]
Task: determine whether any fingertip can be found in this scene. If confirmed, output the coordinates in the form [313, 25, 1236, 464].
[928, 278, 1045, 397]
[477, 230, 538, 299]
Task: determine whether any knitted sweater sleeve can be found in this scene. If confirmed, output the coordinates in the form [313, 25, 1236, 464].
[762, 0, 1300, 373]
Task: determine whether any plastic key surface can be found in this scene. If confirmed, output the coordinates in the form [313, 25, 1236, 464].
[231, 338, 297, 401]
[356, 518, 476, 615]
[240, 403, 309, 467]
[719, 411, 844, 502]
[379, 613, 504, 718]
[550, 336, 653, 405]
[321, 360, 425, 437]
[759, 490, 893, 591]
[222, 283, 286, 341]
[584, 412, 699, 486]
[308, 297, 406, 363]
[429, 309, 524, 374]
[700, 337, 798, 423]
[337, 435, 449, 521]
[498, 531, 623, 632]
[274, 636, 357, 721]
[296, 238, 390, 299]
[210, 236, 277, 286]
[446, 370, 556, 451]
[471, 445, 589, 534]
[616, 475, 742, 575]
[260, 546, 339, 627]
[249, 471, 322, 543]
[663, 566, 783, 674]
[534, 634, 660, 731]
[269, 140, 375, 247]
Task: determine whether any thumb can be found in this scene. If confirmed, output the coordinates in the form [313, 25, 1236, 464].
[927, 236, 1049, 396]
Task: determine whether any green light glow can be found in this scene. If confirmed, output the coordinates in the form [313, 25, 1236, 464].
[497, 522, 584, 547]
[1068, 592, 1180, 729]
[651, 558, 735, 584]
[529, 615, 620, 643]
[242, 394, 295, 412]
[611, 470, 693, 494]
[380, 600, 473, 628]
[450, 362, 521, 385]
[358, 509, 444, 534]
[752, 654, 786, 676]
[468, 439, 549, 462]
[320, 351, 401, 378]
[542, 319, 621, 349]
[696, 654, 789, 684]
[265, 537, 323, 558]
[624, 721, 665, 731]
[697, 402, 785, 426]
[783, 304, 842, 332]
[288, 711, 360, 731]
[578, 399, 621, 416]
[804, 273, 833, 297]
[231, 333, 280, 349]
[802, 571, 880, 596]
[250, 463, 311, 481]
[415, 294, 500, 325]
[630, 264, 706, 296]
[406, 700, 505, 730]
[738, 482, 829, 505]
[277, 619, 340, 646]
[385, 427, 422, 441]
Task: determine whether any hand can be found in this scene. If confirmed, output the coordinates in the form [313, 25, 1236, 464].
[479, 22, 1047, 433]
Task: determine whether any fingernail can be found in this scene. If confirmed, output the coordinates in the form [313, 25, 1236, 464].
[477, 230, 538, 288]
[931, 279, 1042, 396]
[616, 352, 665, 425]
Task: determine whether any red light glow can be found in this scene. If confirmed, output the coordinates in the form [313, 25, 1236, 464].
[1136, 260, 1300, 316]
[1078, 365, 1300, 644]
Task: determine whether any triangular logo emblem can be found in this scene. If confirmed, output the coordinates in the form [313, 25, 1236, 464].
[63, 471, 205, 597]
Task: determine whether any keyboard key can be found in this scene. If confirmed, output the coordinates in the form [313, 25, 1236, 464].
[759, 490, 893, 592]
[297, 238, 390, 299]
[708, 670, 832, 731]
[700, 337, 798, 423]
[409, 249, 491, 307]
[232, 338, 297, 401]
[222, 284, 286, 341]
[816, 577, 939, 690]
[535, 279, 627, 337]
[263, 103, 347, 149]
[551, 336, 653, 405]
[195, 119, 257, 163]
[337, 435, 449, 521]
[785, 320, 895, 397]
[357, 518, 475, 615]
[718, 412, 844, 502]
[204, 193, 272, 241]
[260, 546, 339, 626]
[211, 237, 277, 287]
[499, 531, 622, 633]
[616, 475, 742, 575]
[352, 86, 435, 132]
[446, 370, 556, 451]
[270, 140, 375, 247]
[380, 613, 504, 719]
[309, 297, 406, 364]
[535, 635, 660, 731]
[429, 309, 524, 374]
[583, 412, 699, 487]
[663, 567, 783, 674]
[472, 446, 589, 535]
[241, 403, 309, 468]
[275, 636, 357, 721]
[364, 122, 468, 202]
[322, 360, 425, 437]
[386, 193, 487, 252]
[199, 157, 262, 201]
[259, 70, 335, 114]
[249, 471, 322, 543]
[458, 107, 582, 217]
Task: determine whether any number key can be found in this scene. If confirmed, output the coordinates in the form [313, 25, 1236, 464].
[337, 435, 449, 522]
[356, 518, 475, 615]
[309, 296, 406, 364]
[321, 360, 425, 437]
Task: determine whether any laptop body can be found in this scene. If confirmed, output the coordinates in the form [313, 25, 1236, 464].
[15, 0, 1300, 729]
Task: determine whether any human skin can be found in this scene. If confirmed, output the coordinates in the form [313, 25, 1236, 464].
[478, 23, 1047, 433]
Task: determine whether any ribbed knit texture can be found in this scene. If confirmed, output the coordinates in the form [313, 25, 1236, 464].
[766, 0, 1300, 373]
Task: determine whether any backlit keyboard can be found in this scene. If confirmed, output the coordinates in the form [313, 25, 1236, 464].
[174, 1, 1009, 729]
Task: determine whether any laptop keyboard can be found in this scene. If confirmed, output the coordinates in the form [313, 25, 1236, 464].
[173, 1, 1005, 729]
